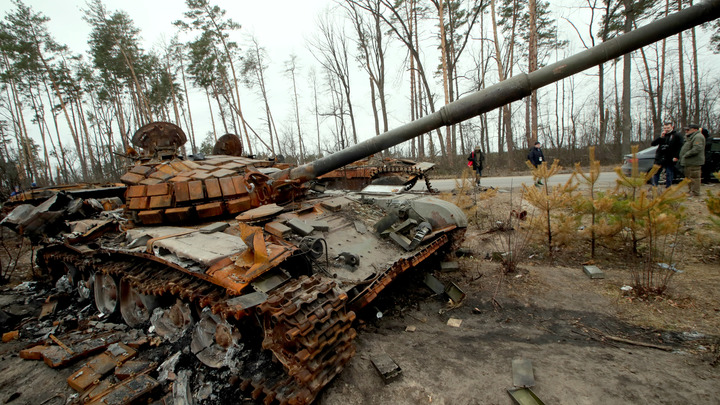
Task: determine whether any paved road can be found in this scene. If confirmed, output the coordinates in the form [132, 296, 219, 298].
[411, 171, 620, 192]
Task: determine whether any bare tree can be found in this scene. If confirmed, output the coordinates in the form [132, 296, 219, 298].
[677, 0, 688, 127]
[529, 0, 538, 146]
[342, 0, 390, 140]
[309, 11, 359, 145]
[490, 0, 515, 155]
[690, 0, 700, 124]
[373, 0, 447, 157]
[241, 36, 280, 156]
[284, 55, 306, 162]
[309, 68, 322, 157]
[175, 0, 253, 154]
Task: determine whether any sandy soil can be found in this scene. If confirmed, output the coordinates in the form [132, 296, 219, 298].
[0, 183, 718, 405]
[320, 259, 720, 405]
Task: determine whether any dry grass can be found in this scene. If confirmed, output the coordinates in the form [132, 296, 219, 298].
[440, 184, 720, 337]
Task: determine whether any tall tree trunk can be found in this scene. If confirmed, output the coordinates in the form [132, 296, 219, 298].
[657, 0, 668, 132]
[312, 70, 321, 157]
[71, 89, 99, 178]
[6, 71, 37, 184]
[205, 89, 217, 141]
[690, 0, 700, 123]
[117, 44, 151, 123]
[490, 0, 514, 155]
[165, 60, 181, 126]
[435, 0, 452, 163]
[41, 78, 69, 181]
[204, 4, 252, 155]
[412, 0, 424, 159]
[621, 0, 633, 156]
[637, 37, 660, 136]
[178, 53, 197, 154]
[677, 0, 687, 128]
[377, 0, 445, 157]
[27, 84, 51, 184]
[289, 58, 305, 162]
[110, 78, 130, 153]
[88, 90, 115, 178]
[27, 31, 85, 180]
[528, 0, 538, 146]
[212, 86, 228, 138]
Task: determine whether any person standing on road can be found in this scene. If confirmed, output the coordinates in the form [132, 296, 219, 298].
[467, 146, 485, 186]
[679, 124, 705, 196]
[527, 141, 545, 185]
[650, 121, 684, 187]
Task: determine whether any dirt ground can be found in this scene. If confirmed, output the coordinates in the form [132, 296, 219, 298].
[0, 183, 719, 405]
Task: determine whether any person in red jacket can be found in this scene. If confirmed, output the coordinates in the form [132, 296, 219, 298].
[467, 146, 485, 186]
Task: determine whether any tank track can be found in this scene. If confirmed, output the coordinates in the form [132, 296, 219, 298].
[372, 164, 437, 192]
[43, 250, 355, 405]
[254, 276, 356, 404]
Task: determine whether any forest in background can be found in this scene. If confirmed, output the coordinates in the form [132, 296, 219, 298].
[1, 0, 720, 198]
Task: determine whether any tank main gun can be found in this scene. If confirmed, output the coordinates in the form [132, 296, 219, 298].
[279, 0, 720, 184]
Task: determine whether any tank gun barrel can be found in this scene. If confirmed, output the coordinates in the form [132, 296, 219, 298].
[284, 0, 720, 183]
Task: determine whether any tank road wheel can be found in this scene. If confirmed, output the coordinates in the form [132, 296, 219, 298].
[151, 300, 195, 343]
[94, 273, 120, 316]
[64, 262, 94, 301]
[256, 275, 357, 404]
[191, 309, 243, 369]
[119, 279, 160, 328]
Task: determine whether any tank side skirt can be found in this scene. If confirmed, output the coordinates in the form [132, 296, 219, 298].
[348, 233, 449, 310]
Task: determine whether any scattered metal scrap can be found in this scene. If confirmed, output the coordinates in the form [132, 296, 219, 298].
[315, 157, 438, 193]
[508, 358, 545, 405]
[370, 353, 402, 383]
[1, 330, 18, 342]
[582, 265, 605, 279]
[422, 273, 466, 304]
[512, 359, 535, 388]
[507, 387, 546, 405]
[439, 261, 460, 272]
[38, 333, 123, 368]
[67, 343, 137, 392]
[15, 324, 163, 405]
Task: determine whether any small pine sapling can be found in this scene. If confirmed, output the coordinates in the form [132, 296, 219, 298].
[452, 169, 497, 228]
[574, 146, 603, 257]
[523, 160, 578, 253]
[623, 181, 688, 296]
[614, 145, 661, 253]
[707, 172, 720, 228]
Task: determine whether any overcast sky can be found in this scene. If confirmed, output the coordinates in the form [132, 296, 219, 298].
[2, 0, 719, 156]
[0, 0, 347, 154]
[2, 0, 331, 57]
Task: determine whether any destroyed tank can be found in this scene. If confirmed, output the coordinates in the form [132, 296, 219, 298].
[4, 3, 720, 403]
[315, 155, 437, 192]
[5, 121, 468, 404]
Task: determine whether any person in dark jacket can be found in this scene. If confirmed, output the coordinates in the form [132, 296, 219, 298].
[467, 146, 485, 185]
[650, 121, 684, 187]
[527, 141, 545, 185]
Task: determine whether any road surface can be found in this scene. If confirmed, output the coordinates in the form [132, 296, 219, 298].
[412, 171, 620, 192]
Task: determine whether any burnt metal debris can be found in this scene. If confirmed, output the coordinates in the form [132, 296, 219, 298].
[512, 359, 535, 388]
[3, 3, 720, 403]
[316, 156, 438, 193]
[370, 353, 402, 384]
